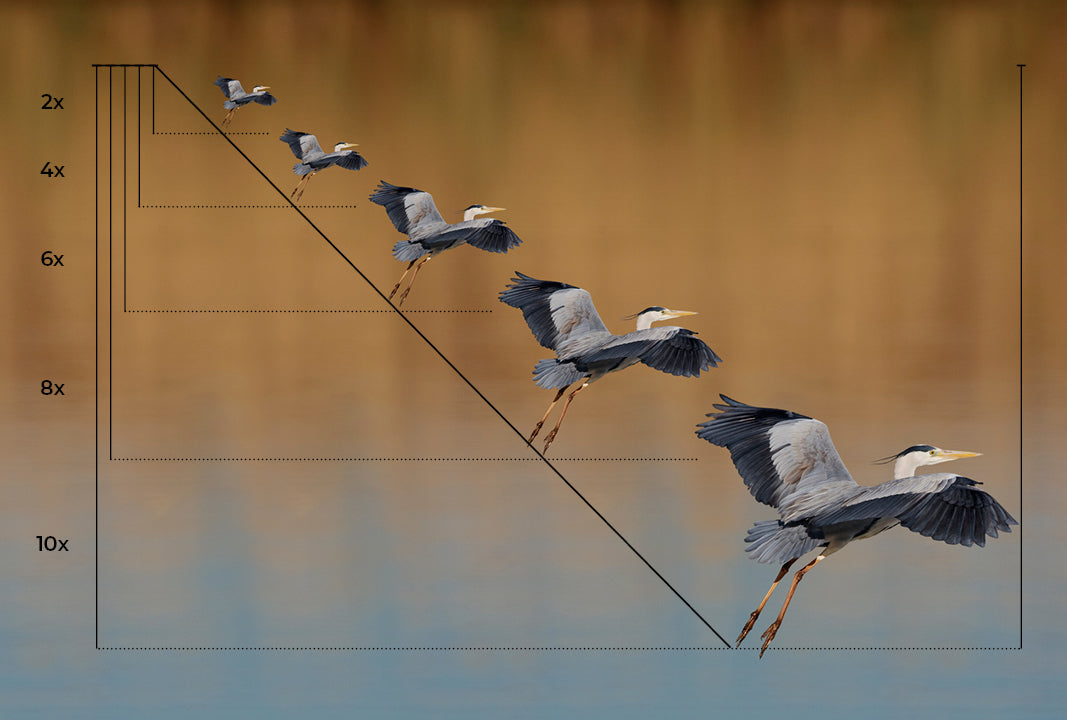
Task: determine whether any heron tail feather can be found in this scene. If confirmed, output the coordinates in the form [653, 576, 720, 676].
[744, 520, 823, 565]
[532, 359, 586, 390]
[392, 240, 429, 262]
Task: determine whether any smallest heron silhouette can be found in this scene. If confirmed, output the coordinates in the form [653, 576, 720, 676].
[369, 181, 522, 307]
[696, 395, 1017, 657]
[280, 129, 367, 202]
[213, 76, 276, 128]
[501, 272, 721, 453]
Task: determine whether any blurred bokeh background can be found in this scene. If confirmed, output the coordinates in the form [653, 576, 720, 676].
[1, 1, 1060, 717]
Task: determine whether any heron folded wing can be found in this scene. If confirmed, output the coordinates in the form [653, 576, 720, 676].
[696, 395, 856, 511]
[215, 76, 241, 98]
[815, 474, 1017, 547]
[464, 220, 522, 254]
[499, 273, 610, 352]
[279, 129, 323, 161]
[252, 92, 277, 106]
[369, 183, 445, 237]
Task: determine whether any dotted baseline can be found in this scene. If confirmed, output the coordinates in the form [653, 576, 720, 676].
[97, 646, 1019, 651]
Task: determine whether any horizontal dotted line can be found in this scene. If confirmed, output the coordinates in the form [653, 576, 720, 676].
[112, 457, 699, 463]
[97, 646, 1019, 651]
[152, 131, 270, 135]
[98, 647, 726, 651]
[124, 309, 492, 314]
[139, 204, 359, 209]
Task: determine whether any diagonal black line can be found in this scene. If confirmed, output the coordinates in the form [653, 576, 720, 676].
[151, 65, 731, 648]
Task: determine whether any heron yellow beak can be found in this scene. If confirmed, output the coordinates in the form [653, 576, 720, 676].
[938, 450, 982, 461]
[664, 309, 698, 319]
[483, 206, 505, 213]
[340, 143, 359, 150]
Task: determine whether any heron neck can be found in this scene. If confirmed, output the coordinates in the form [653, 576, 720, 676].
[635, 316, 656, 331]
[894, 456, 921, 479]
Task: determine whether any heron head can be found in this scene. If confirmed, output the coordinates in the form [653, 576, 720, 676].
[334, 142, 359, 152]
[624, 307, 698, 331]
[463, 204, 505, 221]
[875, 444, 981, 479]
[252, 85, 271, 92]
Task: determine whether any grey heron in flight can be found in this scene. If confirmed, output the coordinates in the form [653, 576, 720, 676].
[214, 76, 276, 128]
[501, 272, 721, 453]
[280, 129, 367, 202]
[696, 395, 1017, 657]
[369, 181, 522, 307]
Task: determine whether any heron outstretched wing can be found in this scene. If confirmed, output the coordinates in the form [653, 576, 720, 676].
[369, 182, 446, 238]
[332, 151, 368, 171]
[251, 91, 277, 106]
[418, 219, 521, 254]
[215, 76, 243, 99]
[696, 395, 858, 517]
[499, 272, 611, 354]
[462, 220, 522, 254]
[280, 129, 323, 161]
[588, 327, 721, 377]
[811, 473, 1017, 547]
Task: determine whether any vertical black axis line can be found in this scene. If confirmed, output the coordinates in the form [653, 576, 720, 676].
[137, 66, 141, 208]
[1017, 62, 1025, 650]
[151, 66, 155, 134]
[109, 67, 113, 461]
[123, 67, 127, 313]
[94, 64, 100, 650]
[152, 65, 730, 648]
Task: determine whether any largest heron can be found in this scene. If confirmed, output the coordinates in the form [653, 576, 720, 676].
[501, 272, 721, 453]
[696, 395, 1017, 657]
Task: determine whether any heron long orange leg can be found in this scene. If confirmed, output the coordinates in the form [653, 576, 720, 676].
[528, 385, 571, 443]
[736, 558, 797, 647]
[758, 554, 826, 658]
[222, 108, 236, 127]
[542, 382, 588, 454]
[389, 259, 419, 300]
[396, 256, 430, 307]
[292, 172, 315, 202]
